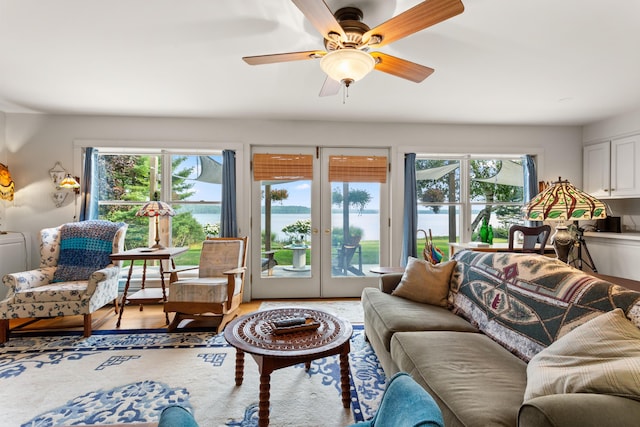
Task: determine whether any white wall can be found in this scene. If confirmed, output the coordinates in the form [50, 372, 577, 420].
[583, 107, 640, 143]
[4, 113, 583, 271]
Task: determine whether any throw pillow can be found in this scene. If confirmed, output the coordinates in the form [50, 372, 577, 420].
[392, 257, 457, 307]
[52, 220, 124, 282]
[524, 308, 640, 402]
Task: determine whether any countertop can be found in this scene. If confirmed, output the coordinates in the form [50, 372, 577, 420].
[584, 231, 640, 241]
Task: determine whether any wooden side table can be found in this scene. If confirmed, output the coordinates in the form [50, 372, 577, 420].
[369, 266, 405, 274]
[224, 308, 353, 427]
[110, 246, 188, 327]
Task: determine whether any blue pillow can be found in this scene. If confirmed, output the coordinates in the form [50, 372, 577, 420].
[52, 220, 124, 283]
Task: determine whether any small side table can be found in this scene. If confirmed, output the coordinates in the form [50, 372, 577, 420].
[110, 246, 188, 327]
[283, 244, 310, 271]
[369, 266, 405, 275]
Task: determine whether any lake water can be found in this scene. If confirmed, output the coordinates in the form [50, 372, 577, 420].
[194, 212, 461, 241]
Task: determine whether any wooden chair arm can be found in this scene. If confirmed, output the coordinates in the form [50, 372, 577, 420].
[163, 266, 198, 275]
[223, 267, 247, 275]
[163, 265, 198, 283]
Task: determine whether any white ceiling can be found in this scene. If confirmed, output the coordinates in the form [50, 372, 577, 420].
[1, 0, 639, 126]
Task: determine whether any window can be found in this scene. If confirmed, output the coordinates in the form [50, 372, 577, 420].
[415, 156, 526, 258]
[96, 151, 223, 266]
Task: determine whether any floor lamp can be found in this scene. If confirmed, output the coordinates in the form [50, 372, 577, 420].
[523, 177, 607, 265]
[136, 200, 175, 249]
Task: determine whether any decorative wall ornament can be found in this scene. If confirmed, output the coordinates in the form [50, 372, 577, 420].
[52, 191, 68, 208]
[49, 162, 67, 188]
[49, 162, 78, 208]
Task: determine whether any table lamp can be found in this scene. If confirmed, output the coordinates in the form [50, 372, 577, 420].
[136, 199, 175, 249]
[523, 177, 606, 263]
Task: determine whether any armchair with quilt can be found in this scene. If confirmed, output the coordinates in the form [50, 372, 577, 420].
[0, 220, 127, 343]
[164, 236, 248, 332]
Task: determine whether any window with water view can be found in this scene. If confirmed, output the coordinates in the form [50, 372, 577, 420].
[416, 156, 526, 260]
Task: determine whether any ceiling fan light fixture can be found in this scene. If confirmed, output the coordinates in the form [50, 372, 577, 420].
[320, 49, 375, 84]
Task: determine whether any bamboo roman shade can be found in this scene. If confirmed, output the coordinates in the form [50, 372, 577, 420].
[253, 153, 313, 181]
[329, 155, 387, 183]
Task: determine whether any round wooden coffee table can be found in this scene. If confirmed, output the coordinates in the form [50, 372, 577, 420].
[224, 308, 353, 427]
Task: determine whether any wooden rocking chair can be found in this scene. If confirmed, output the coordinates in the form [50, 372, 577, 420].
[164, 236, 248, 332]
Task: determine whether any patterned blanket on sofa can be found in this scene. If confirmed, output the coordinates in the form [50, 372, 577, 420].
[450, 250, 640, 361]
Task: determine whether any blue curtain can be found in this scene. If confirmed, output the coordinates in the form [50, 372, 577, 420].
[523, 155, 538, 202]
[79, 147, 99, 221]
[220, 149, 237, 237]
[401, 153, 418, 266]
[523, 154, 541, 226]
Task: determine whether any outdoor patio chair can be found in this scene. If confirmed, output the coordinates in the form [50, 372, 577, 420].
[261, 250, 277, 276]
[334, 237, 364, 276]
[0, 220, 127, 343]
[164, 236, 247, 331]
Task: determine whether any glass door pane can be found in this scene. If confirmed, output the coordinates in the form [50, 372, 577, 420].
[251, 148, 320, 298]
[321, 149, 389, 297]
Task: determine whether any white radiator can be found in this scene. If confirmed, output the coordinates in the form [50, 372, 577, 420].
[0, 232, 31, 300]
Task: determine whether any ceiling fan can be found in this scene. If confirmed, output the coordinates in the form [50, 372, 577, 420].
[243, 0, 465, 97]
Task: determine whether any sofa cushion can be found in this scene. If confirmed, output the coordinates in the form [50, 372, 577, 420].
[362, 287, 478, 352]
[451, 250, 640, 361]
[53, 220, 124, 283]
[392, 257, 456, 307]
[391, 331, 527, 427]
[525, 308, 640, 402]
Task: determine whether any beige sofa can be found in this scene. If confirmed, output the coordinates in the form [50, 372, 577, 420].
[362, 250, 640, 427]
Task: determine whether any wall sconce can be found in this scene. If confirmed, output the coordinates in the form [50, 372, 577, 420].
[59, 174, 80, 194]
[50, 162, 79, 208]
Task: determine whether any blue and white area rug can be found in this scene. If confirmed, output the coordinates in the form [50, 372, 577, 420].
[0, 326, 385, 427]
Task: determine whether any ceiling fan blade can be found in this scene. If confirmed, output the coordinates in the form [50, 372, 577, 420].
[292, 0, 347, 41]
[370, 52, 434, 83]
[243, 50, 326, 65]
[319, 76, 341, 97]
[363, 0, 464, 48]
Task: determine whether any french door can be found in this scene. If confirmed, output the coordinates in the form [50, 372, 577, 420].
[251, 147, 389, 298]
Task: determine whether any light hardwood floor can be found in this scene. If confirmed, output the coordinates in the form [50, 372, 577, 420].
[7, 299, 357, 335]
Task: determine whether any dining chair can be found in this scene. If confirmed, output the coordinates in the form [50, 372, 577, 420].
[508, 224, 552, 254]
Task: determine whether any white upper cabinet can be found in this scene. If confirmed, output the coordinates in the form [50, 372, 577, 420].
[611, 135, 640, 197]
[584, 135, 640, 198]
[583, 141, 611, 198]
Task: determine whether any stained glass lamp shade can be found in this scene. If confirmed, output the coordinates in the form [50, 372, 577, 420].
[136, 200, 175, 248]
[523, 177, 606, 262]
[0, 163, 15, 201]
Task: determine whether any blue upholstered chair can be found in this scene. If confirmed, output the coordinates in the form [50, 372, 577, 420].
[158, 406, 199, 427]
[0, 220, 127, 343]
[350, 372, 444, 427]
